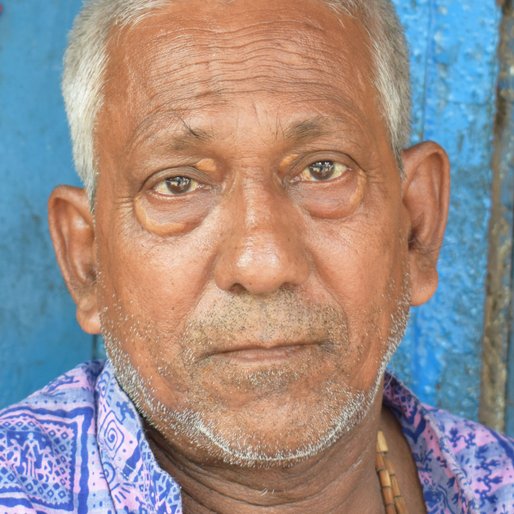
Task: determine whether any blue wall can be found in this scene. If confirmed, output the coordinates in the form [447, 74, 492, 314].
[0, 0, 90, 407]
[0, 1, 508, 432]
[390, 0, 501, 422]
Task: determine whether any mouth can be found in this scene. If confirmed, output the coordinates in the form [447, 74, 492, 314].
[207, 341, 324, 364]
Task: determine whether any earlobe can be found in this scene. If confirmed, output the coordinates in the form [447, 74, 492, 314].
[48, 186, 101, 334]
[401, 142, 450, 306]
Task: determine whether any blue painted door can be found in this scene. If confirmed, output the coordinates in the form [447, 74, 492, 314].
[0, 1, 510, 434]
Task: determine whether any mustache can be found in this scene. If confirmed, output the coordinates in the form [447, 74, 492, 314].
[178, 289, 350, 357]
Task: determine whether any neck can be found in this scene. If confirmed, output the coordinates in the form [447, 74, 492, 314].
[146, 398, 386, 513]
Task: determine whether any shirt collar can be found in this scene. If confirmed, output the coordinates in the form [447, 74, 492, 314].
[96, 359, 182, 513]
[94, 361, 476, 513]
[384, 372, 479, 513]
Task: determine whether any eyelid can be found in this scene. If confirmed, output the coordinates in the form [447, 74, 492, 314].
[288, 151, 355, 170]
[143, 166, 212, 195]
[298, 161, 350, 182]
[152, 175, 202, 196]
[288, 154, 355, 185]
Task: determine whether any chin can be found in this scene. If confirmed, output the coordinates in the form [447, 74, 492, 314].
[143, 374, 383, 469]
[105, 326, 389, 469]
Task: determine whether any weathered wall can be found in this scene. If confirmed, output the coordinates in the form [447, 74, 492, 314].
[0, 1, 510, 434]
[390, 0, 502, 423]
[482, 0, 514, 435]
[0, 0, 90, 408]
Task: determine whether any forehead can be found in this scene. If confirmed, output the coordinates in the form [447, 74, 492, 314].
[101, 0, 381, 146]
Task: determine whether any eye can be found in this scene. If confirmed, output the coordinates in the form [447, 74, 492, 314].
[153, 176, 201, 196]
[298, 160, 349, 182]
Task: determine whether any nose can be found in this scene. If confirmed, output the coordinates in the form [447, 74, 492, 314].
[214, 181, 310, 295]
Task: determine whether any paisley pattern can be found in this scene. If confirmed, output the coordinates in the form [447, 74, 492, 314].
[384, 375, 514, 513]
[0, 360, 511, 513]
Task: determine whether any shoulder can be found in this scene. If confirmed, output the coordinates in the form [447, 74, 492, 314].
[0, 360, 104, 427]
[384, 372, 514, 513]
[0, 361, 105, 513]
[426, 402, 514, 457]
[425, 404, 514, 512]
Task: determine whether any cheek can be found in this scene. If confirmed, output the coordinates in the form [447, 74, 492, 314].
[311, 217, 401, 305]
[95, 228, 216, 408]
[306, 206, 406, 377]
[94, 215, 220, 378]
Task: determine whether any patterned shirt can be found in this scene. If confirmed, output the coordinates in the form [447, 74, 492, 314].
[0, 360, 512, 513]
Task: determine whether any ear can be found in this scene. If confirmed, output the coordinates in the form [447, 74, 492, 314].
[401, 141, 450, 306]
[48, 186, 101, 334]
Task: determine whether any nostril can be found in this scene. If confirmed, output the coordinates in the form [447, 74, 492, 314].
[229, 283, 247, 295]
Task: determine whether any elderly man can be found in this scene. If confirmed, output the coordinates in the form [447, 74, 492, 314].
[0, 0, 513, 512]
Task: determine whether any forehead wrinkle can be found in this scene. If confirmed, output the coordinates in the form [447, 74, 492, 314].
[136, 69, 369, 121]
[128, 12, 330, 55]
[132, 5, 330, 40]
[125, 39, 369, 122]
[143, 17, 325, 39]
[122, 84, 371, 156]
[144, 31, 355, 78]
[102, 2, 381, 165]
[109, 8, 375, 125]
[127, 10, 366, 89]
[143, 49, 348, 93]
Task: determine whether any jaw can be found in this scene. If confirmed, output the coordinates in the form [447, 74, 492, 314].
[106, 333, 390, 469]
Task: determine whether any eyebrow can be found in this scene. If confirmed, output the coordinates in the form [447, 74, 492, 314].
[153, 116, 335, 152]
[283, 117, 329, 142]
[168, 117, 212, 150]
[127, 112, 213, 153]
[129, 111, 359, 154]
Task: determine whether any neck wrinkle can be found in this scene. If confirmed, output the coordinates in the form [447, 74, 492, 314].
[146, 397, 385, 513]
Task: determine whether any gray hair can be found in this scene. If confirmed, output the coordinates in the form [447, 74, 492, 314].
[62, 0, 411, 201]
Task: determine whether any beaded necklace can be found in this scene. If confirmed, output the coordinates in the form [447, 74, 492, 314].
[376, 431, 408, 514]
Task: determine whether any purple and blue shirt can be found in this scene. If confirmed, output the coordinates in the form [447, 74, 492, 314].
[0, 360, 513, 513]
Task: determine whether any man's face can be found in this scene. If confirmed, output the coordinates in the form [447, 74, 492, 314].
[94, 0, 411, 466]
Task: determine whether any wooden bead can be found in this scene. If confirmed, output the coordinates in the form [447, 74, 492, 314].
[395, 496, 409, 514]
[391, 475, 402, 497]
[383, 486, 395, 505]
[377, 430, 389, 452]
[394, 496, 406, 511]
[375, 430, 409, 514]
[376, 452, 386, 471]
[379, 469, 392, 488]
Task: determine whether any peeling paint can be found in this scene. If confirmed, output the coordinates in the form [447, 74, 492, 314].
[390, 0, 502, 423]
[0, 0, 90, 407]
[480, 0, 514, 434]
